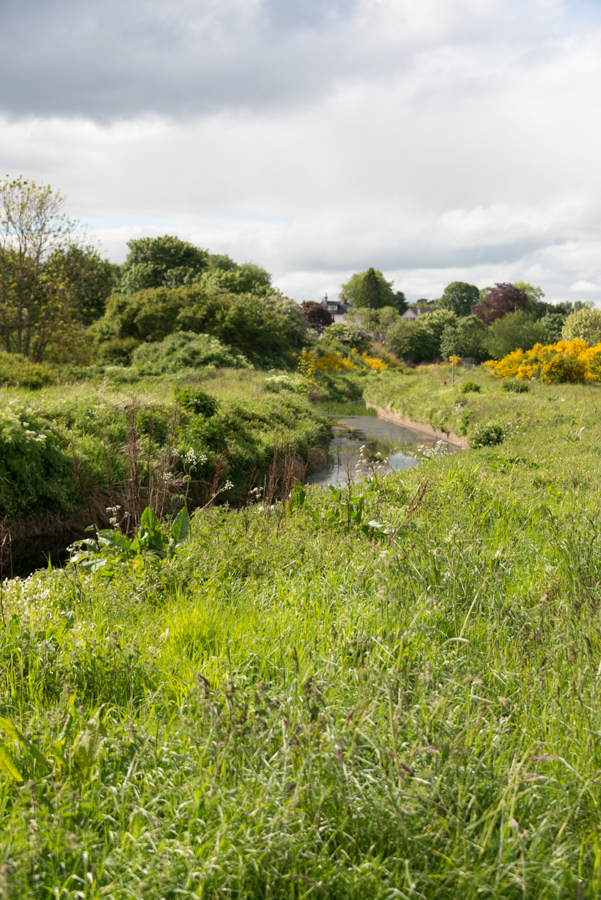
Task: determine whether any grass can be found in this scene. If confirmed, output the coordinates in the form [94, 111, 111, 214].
[1, 364, 601, 896]
[0, 368, 330, 528]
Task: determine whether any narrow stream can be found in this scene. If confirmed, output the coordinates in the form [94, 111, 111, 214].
[307, 415, 454, 488]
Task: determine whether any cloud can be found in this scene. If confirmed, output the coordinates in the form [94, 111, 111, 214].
[1, 0, 601, 304]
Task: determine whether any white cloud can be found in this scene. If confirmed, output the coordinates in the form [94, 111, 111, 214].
[1, 0, 601, 302]
[569, 280, 601, 292]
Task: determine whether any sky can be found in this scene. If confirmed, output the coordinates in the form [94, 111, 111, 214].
[1, 0, 601, 304]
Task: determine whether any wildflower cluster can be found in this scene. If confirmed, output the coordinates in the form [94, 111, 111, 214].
[307, 349, 389, 373]
[485, 338, 601, 384]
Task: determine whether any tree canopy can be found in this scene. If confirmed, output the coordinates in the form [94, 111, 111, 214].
[120, 235, 210, 294]
[438, 281, 480, 317]
[472, 283, 528, 325]
[340, 268, 400, 310]
[484, 311, 550, 360]
[0, 176, 89, 360]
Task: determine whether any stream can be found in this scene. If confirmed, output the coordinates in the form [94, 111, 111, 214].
[307, 414, 455, 488]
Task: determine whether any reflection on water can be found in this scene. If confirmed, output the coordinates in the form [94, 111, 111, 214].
[307, 415, 452, 488]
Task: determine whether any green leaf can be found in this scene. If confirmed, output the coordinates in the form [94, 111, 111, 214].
[0, 744, 23, 782]
[170, 507, 191, 544]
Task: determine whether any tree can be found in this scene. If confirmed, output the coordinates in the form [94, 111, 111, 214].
[485, 311, 550, 360]
[472, 283, 528, 325]
[541, 312, 565, 341]
[300, 301, 333, 333]
[513, 282, 547, 320]
[359, 268, 382, 308]
[561, 307, 601, 345]
[0, 175, 82, 360]
[440, 316, 488, 361]
[120, 235, 209, 294]
[438, 281, 480, 317]
[340, 268, 398, 310]
[201, 261, 272, 296]
[48, 244, 117, 324]
[387, 309, 456, 363]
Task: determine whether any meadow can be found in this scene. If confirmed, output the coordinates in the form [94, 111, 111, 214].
[1, 363, 601, 897]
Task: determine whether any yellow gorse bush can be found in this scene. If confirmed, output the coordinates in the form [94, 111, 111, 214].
[484, 338, 601, 383]
[307, 350, 389, 373]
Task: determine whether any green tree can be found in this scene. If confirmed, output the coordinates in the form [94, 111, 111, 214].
[438, 281, 480, 317]
[513, 282, 547, 320]
[91, 285, 309, 356]
[0, 176, 83, 360]
[340, 269, 397, 309]
[561, 307, 601, 345]
[48, 244, 116, 324]
[120, 235, 209, 294]
[201, 261, 272, 296]
[485, 311, 550, 359]
[440, 316, 488, 361]
[387, 309, 456, 363]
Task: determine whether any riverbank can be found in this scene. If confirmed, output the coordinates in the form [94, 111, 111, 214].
[0, 371, 330, 568]
[2, 364, 601, 895]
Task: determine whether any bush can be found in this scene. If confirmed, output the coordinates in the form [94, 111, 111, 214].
[90, 286, 309, 357]
[131, 332, 250, 374]
[97, 337, 141, 366]
[322, 322, 372, 352]
[561, 307, 601, 345]
[502, 380, 529, 393]
[0, 406, 75, 517]
[470, 422, 505, 448]
[174, 387, 219, 417]
[485, 311, 550, 360]
[264, 375, 304, 394]
[461, 381, 481, 394]
[484, 339, 601, 384]
[0, 352, 57, 389]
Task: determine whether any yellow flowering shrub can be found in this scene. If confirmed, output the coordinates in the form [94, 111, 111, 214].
[360, 353, 388, 371]
[295, 348, 389, 374]
[484, 339, 601, 383]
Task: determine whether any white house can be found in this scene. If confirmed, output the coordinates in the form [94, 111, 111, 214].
[320, 293, 350, 323]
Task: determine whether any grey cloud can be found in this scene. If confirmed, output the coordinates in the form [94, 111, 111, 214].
[0, 0, 558, 120]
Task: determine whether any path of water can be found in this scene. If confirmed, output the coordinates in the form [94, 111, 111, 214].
[307, 415, 453, 488]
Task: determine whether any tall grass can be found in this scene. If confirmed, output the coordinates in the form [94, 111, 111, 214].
[1, 366, 601, 896]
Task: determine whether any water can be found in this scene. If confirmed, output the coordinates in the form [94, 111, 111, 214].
[307, 415, 451, 488]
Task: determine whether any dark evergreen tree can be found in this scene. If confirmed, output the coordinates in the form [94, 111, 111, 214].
[359, 267, 381, 308]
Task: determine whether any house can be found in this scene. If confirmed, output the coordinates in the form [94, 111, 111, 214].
[320, 292, 350, 323]
[401, 306, 431, 320]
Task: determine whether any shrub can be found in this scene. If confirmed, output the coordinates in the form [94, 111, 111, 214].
[91, 286, 309, 357]
[485, 339, 601, 384]
[131, 332, 250, 374]
[0, 352, 57, 389]
[97, 337, 140, 366]
[322, 322, 372, 352]
[0, 406, 75, 517]
[561, 307, 601, 345]
[461, 381, 481, 394]
[470, 422, 505, 448]
[174, 387, 219, 417]
[264, 375, 304, 394]
[502, 380, 529, 393]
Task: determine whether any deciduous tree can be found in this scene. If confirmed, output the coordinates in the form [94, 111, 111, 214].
[0, 176, 82, 360]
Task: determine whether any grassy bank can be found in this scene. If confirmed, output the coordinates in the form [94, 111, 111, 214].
[0, 369, 330, 565]
[1, 366, 601, 896]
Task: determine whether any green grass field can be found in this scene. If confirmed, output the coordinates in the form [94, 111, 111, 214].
[1, 364, 601, 897]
